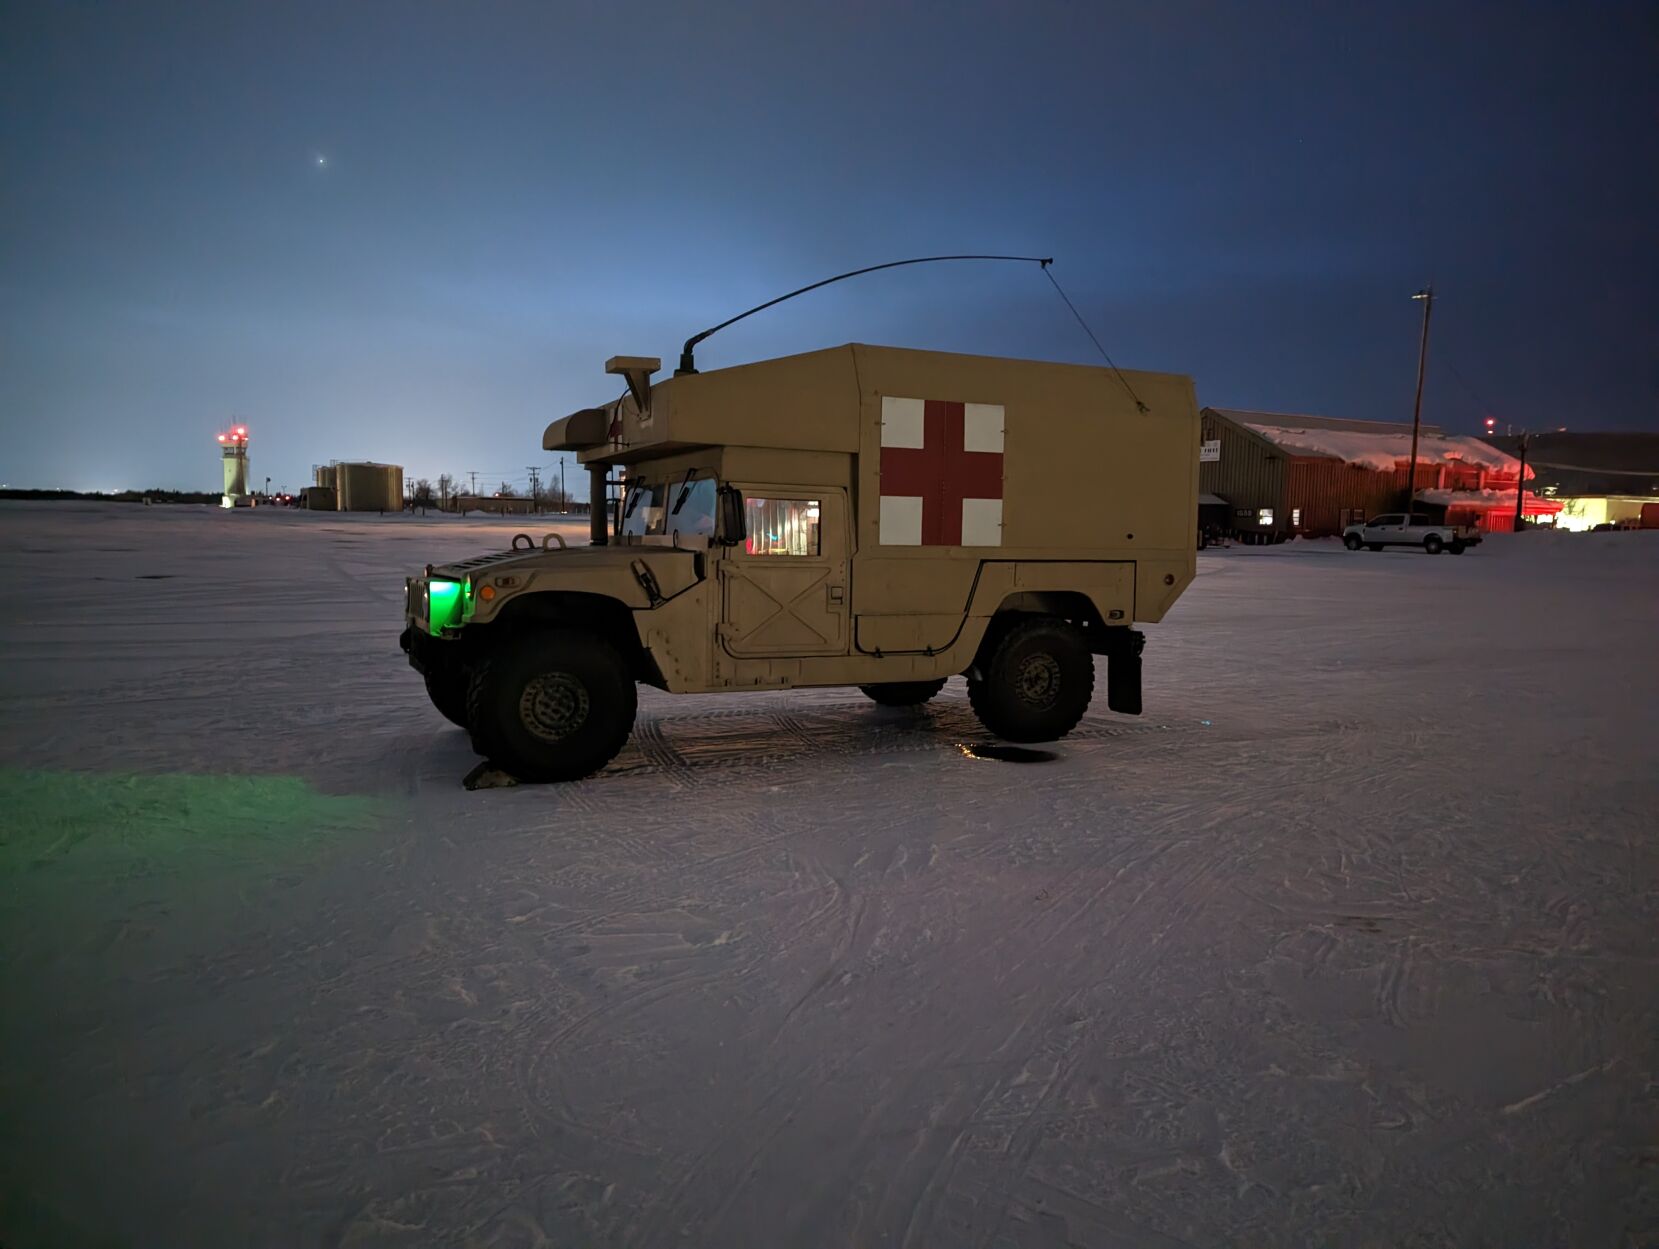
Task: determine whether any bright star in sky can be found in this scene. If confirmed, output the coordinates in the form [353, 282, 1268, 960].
[314, 154, 328, 168]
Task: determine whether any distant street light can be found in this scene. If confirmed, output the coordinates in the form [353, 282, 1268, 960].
[1406, 286, 1434, 514]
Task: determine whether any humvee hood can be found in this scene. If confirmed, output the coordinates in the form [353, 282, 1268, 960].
[431, 543, 704, 619]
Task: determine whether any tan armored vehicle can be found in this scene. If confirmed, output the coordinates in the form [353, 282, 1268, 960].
[402, 344, 1198, 780]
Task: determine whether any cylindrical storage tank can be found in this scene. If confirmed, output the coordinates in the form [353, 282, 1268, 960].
[335, 462, 404, 512]
[314, 464, 337, 490]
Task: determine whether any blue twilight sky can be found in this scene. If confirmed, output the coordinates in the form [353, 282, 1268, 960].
[2, 0, 1655, 495]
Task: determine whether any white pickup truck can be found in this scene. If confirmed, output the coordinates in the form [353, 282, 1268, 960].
[1342, 512, 1482, 555]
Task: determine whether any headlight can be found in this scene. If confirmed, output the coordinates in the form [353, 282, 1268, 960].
[426, 579, 464, 634]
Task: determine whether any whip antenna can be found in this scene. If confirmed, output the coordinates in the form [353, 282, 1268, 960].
[1041, 266, 1148, 413]
[674, 254, 1053, 376]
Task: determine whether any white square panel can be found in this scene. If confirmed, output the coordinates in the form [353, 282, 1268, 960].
[961, 497, 1003, 547]
[880, 495, 923, 545]
[963, 403, 1004, 453]
[880, 396, 925, 448]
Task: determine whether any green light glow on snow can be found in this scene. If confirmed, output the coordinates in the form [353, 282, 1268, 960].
[0, 769, 383, 878]
[0, 769, 387, 977]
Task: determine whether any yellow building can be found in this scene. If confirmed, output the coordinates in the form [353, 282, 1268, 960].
[1549, 495, 1659, 532]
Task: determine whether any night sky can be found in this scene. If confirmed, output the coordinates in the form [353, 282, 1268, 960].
[3, 1, 1655, 495]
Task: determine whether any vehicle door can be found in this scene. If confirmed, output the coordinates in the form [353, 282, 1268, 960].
[1364, 513, 1404, 544]
[719, 487, 849, 656]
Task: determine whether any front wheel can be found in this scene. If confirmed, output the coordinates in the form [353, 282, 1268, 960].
[860, 678, 948, 707]
[1449, 541, 1466, 555]
[466, 629, 637, 782]
[1424, 534, 1444, 554]
[1367, 543, 1383, 552]
[967, 618, 1094, 742]
[1343, 534, 1363, 551]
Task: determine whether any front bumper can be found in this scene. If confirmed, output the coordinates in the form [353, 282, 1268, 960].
[399, 625, 427, 674]
[401, 622, 465, 678]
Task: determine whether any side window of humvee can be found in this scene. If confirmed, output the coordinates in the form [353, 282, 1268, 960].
[743, 497, 821, 556]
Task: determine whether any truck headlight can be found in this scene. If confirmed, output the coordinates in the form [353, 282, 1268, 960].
[426, 579, 464, 634]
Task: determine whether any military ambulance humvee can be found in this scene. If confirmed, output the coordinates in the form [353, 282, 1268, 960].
[402, 344, 1198, 780]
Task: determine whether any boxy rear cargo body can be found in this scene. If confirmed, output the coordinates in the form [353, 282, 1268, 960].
[404, 343, 1201, 780]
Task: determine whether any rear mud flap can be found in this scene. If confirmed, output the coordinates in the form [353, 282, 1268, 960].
[1106, 632, 1144, 716]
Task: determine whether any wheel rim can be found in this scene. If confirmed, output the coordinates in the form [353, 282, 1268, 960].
[518, 672, 591, 743]
[1014, 653, 1063, 709]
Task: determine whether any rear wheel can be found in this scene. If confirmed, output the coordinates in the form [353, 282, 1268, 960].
[423, 668, 469, 728]
[466, 629, 637, 782]
[859, 678, 948, 707]
[1449, 541, 1466, 555]
[1424, 534, 1444, 554]
[1343, 534, 1363, 551]
[968, 617, 1093, 742]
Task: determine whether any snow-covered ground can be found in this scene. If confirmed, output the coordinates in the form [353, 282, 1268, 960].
[2, 501, 1656, 1248]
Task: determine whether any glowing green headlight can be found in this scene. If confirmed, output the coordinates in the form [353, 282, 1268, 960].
[426, 579, 465, 634]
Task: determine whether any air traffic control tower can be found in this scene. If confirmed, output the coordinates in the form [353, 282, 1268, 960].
[218, 425, 251, 507]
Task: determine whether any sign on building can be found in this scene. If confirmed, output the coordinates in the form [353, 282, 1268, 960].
[1199, 440, 1221, 462]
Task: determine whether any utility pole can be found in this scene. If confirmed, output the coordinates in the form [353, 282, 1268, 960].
[1406, 285, 1434, 515]
[527, 466, 541, 513]
[468, 470, 478, 499]
[559, 456, 566, 513]
[1513, 432, 1529, 532]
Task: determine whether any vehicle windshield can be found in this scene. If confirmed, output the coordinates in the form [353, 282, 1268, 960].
[621, 475, 717, 538]
[621, 480, 666, 536]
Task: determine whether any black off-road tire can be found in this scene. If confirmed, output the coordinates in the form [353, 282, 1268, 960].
[859, 678, 949, 707]
[1343, 534, 1363, 551]
[1424, 534, 1444, 554]
[1449, 542, 1467, 555]
[1367, 543, 1383, 552]
[465, 629, 637, 782]
[424, 668, 470, 728]
[967, 617, 1094, 743]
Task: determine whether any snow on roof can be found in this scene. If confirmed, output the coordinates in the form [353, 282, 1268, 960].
[1210, 409, 1520, 474]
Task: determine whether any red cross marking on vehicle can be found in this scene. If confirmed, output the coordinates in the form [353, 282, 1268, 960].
[879, 398, 1005, 546]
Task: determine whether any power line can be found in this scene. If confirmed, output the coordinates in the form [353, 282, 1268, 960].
[1441, 355, 1504, 422]
[1526, 460, 1659, 476]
